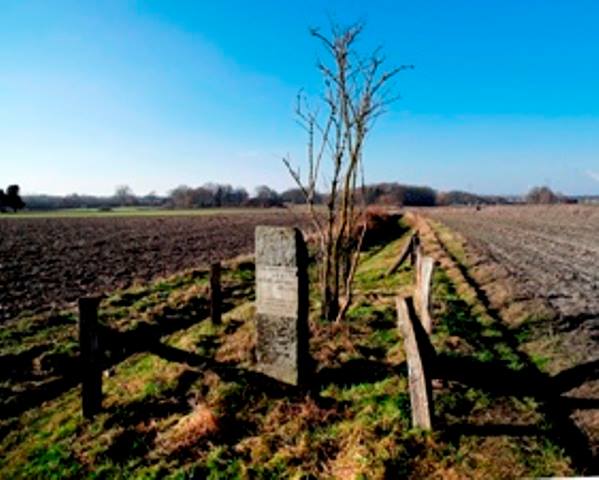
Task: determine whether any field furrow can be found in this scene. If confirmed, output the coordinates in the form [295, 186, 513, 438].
[0, 210, 312, 322]
[427, 205, 599, 319]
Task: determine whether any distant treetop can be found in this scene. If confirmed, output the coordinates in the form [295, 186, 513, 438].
[0, 185, 26, 213]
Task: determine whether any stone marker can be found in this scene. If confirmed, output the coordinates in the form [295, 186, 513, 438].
[255, 226, 309, 385]
[79, 296, 102, 419]
[396, 295, 433, 430]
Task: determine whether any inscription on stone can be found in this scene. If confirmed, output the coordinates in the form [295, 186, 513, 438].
[255, 226, 309, 385]
[256, 266, 298, 317]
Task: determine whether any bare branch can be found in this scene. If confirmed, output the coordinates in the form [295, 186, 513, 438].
[286, 21, 412, 321]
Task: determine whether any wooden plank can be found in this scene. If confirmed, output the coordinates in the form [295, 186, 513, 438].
[386, 233, 414, 276]
[396, 295, 433, 430]
[409, 235, 420, 267]
[79, 296, 102, 419]
[414, 246, 422, 287]
[210, 262, 222, 325]
[416, 256, 435, 334]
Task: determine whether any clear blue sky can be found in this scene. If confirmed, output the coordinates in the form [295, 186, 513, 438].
[1, 0, 598, 196]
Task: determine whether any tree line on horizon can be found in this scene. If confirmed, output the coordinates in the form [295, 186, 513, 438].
[14, 182, 577, 212]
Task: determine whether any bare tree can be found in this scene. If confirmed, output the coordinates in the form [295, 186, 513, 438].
[254, 185, 280, 205]
[526, 186, 560, 204]
[114, 185, 134, 207]
[284, 22, 412, 322]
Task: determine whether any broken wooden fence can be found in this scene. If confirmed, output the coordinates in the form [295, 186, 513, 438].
[395, 232, 437, 429]
[78, 262, 223, 419]
[396, 295, 434, 429]
[386, 233, 414, 276]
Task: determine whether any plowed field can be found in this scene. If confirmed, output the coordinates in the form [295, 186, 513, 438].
[0, 209, 311, 322]
[426, 204, 599, 460]
[427, 205, 599, 320]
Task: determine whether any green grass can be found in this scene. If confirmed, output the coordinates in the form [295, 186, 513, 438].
[0, 219, 576, 478]
[354, 222, 414, 293]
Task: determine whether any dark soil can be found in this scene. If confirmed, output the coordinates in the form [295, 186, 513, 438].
[425, 205, 599, 319]
[0, 210, 311, 322]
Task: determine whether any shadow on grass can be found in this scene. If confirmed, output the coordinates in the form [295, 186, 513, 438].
[444, 423, 542, 438]
[361, 213, 410, 252]
[100, 341, 344, 466]
[432, 247, 598, 474]
[313, 358, 399, 389]
[0, 279, 249, 421]
[435, 353, 599, 461]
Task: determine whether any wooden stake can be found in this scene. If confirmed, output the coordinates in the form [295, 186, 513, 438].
[210, 262, 222, 324]
[414, 244, 423, 291]
[386, 233, 414, 276]
[396, 295, 433, 430]
[416, 256, 435, 334]
[409, 235, 420, 266]
[79, 296, 102, 419]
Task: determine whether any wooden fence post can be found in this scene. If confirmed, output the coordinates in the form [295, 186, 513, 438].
[409, 235, 420, 267]
[414, 244, 423, 292]
[386, 233, 414, 276]
[210, 262, 222, 324]
[396, 295, 433, 430]
[416, 257, 435, 334]
[79, 296, 102, 419]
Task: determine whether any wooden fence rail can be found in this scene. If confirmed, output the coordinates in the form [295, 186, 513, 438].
[416, 256, 435, 334]
[76, 264, 224, 418]
[396, 295, 434, 430]
[393, 229, 438, 430]
[386, 233, 414, 276]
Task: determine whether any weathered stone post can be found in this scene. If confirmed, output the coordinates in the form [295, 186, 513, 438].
[210, 262, 222, 325]
[255, 226, 309, 385]
[79, 296, 102, 419]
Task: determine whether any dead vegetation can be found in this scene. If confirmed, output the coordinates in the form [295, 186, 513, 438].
[284, 22, 412, 322]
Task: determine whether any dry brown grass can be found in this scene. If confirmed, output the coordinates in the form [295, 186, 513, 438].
[156, 403, 218, 454]
[215, 303, 256, 364]
[328, 428, 370, 479]
[236, 396, 339, 476]
[310, 321, 358, 367]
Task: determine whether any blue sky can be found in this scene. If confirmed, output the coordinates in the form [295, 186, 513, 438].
[1, 0, 598, 196]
